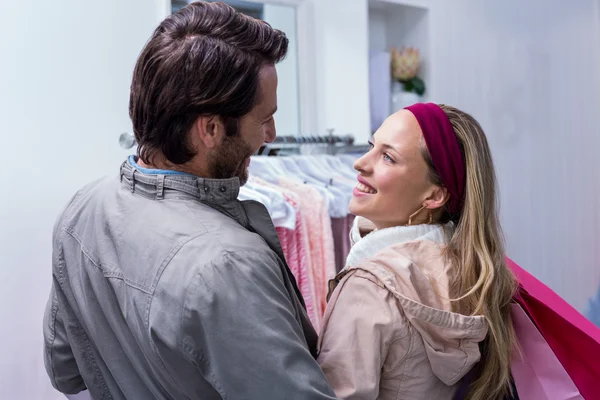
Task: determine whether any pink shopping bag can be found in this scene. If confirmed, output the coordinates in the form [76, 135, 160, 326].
[511, 303, 583, 399]
[507, 257, 600, 399]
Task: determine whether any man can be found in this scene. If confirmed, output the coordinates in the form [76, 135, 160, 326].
[43, 2, 337, 399]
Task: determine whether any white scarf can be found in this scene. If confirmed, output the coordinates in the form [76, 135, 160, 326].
[346, 216, 453, 268]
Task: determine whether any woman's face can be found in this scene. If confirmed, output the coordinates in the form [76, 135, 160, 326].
[349, 110, 441, 229]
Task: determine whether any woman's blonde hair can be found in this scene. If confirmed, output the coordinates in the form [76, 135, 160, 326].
[422, 105, 517, 400]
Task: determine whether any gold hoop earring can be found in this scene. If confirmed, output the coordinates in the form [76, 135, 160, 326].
[407, 206, 434, 226]
[407, 206, 426, 226]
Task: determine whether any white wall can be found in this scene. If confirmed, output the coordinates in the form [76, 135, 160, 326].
[368, 8, 387, 51]
[263, 4, 301, 136]
[312, 0, 372, 142]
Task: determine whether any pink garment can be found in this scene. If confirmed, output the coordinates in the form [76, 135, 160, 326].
[279, 178, 335, 324]
[276, 227, 300, 287]
[275, 203, 318, 328]
[248, 177, 319, 328]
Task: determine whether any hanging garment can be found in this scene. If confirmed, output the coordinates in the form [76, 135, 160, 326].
[330, 217, 347, 273]
[330, 214, 356, 273]
[280, 178, 336, 322]
[245, 153, 359, 326]
[247, 176, 320, 328]
[242, 180, 296, 230]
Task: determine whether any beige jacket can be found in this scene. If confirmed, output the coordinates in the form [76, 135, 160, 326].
[318, 217, 488, 400]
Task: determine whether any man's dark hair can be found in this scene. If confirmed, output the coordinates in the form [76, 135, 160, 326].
[129, 1, 288, 164]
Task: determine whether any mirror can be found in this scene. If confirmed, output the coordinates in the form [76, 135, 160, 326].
[172, 0, 301, 136]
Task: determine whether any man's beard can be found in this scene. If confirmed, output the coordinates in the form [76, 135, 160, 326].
[208, 134, 255, 185]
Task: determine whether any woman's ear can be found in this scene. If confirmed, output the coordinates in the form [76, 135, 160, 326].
[425, 186, 449, 210]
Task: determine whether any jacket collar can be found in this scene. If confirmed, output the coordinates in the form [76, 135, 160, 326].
[346, 216, 452, 268]
[120, 157, 240, 203]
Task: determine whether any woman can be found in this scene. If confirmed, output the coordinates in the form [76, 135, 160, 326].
[318, 103, 517, 400]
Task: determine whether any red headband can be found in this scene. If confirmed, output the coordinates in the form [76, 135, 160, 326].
[404, 103, 465, 214]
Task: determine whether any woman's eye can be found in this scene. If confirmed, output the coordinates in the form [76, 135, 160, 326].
[383, 153, 394, 163]
[368, 141, 375, 150]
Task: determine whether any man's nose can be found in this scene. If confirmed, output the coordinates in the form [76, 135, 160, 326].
[264, 121, 276, 143]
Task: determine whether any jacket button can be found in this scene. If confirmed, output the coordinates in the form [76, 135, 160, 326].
[204, 186, 209, 192]
[219, 186, 227, 193]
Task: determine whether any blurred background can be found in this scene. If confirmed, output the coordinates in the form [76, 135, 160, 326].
[1, 0, 600, 398]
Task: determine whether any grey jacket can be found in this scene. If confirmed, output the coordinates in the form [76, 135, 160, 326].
[43, 159, 337, 400]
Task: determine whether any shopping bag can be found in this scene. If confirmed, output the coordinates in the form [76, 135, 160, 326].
[507, 257, 600, 399]
[510, 303, 583, 399]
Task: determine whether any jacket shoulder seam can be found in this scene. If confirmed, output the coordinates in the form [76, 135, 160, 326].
[346, 273, 411, 343]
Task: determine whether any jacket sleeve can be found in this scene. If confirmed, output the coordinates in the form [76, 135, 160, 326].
[318, 272, 406, 400]
[43, 281, 86, 394]
[43, 197, 86, 395]
[181, 249, 338, 400]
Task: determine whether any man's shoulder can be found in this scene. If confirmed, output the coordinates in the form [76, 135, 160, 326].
[153, 236, 284, 325]
[71, 175, 115, 201]
[175, 232, 279, 276]
[166, 232, 283, 300]
[150, 212, 282, 298]
[174, 244, 288, 319]
[53, 176, 114, 230]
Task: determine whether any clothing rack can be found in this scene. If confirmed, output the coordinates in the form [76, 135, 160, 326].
[244, 148, 360, 331]
[256, 134, 370, 156]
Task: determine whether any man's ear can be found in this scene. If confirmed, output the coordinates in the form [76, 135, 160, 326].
[425, 186, 449, 211]
[195, 115, 225, 149]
